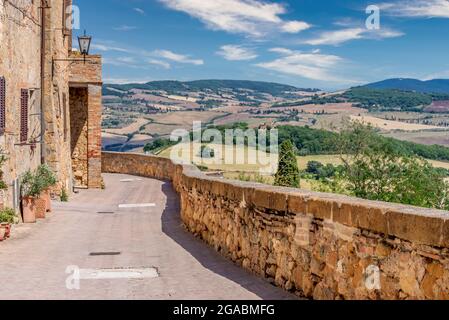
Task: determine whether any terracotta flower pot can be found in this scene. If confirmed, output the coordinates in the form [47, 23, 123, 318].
[43, 189, 52, 212]
[22, 197, 37, 223]
[1, 223, 11, 238]
[0, 226, 5, 241]
[35, 197, 46, 219]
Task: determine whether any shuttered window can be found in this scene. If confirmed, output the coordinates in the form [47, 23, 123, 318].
[0, 77, 5, 135]
[20, 89, 28, 143]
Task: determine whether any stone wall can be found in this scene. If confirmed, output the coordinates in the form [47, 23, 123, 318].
[85, 84, 102, 189]
[0, 0, 103, 209]
[42, 0, 74, 196]
[102, 152, 449, 300]
[0, 0, 77, 203]
[68, 53, 103, 189]
[69, 87, 88, 187]
[0, 0, 44, 208]
[69, 54, 102, 85]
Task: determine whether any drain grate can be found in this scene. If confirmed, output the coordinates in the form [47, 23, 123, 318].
[97, 211, 116, 215]
[89, 252, 121, 256]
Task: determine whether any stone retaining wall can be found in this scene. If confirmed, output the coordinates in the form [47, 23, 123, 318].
[102, 152, 449, 300]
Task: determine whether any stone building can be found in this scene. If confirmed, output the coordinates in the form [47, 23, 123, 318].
[0, 0, 102, 210]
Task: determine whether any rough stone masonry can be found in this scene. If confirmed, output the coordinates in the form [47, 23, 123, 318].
[0, 0, 103, 210]
[102, 152, 449, 300]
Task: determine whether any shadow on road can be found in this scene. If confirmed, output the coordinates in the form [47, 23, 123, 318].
[160, 182, 296, 300]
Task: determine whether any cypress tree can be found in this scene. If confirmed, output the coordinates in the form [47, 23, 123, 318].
[274, 140, 300, 188]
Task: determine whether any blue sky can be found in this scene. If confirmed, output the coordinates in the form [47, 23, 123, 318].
[74, 0, 449, 90]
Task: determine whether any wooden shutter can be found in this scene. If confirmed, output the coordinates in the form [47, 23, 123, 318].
[20, 89, 28, 143]
[0, 77, 5, 135]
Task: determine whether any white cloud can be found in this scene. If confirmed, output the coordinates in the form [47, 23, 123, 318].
[116, 57, 136, 64]
[305, 28, 365, 46]
[381, 0, 449, 18]
[217, 45, 258, 61]
[269, 47, 294, 55]
[104, 78, 152, 84]
[304, 27, 403, 46]
[158, 0, 310, 36]
[256, 48, 351, 82]
[103, 57, 139, 67]
[91, 43, 131, 53]
[113, 25, 138, 32]
[281, 21, 311, 33]
[134, 8, 146, 15]
[148, 59, 171, 69]
[423, 69, 449, 80]
[153, 49, 204, 65]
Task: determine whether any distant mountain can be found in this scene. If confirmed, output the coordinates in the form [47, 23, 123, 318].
[363, 78, 449, 94]
[104, 79, 319, 98]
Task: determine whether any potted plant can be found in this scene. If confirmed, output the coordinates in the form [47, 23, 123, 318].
[21, 170, 44, 223]
[0, 208, 16, 239]
[36, 164, 57, 212]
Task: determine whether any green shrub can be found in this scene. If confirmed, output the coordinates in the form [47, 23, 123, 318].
[0, 208, 16, 224]
[237, 172, 271, 185]
[274, 140, 300, 188]
[36, 164, 57, 190]
[143, 138, 176, 153]
[21, 170, 45, 198]
[196, 165, 209, 172]
[336, 122, 449, 210]
[60, 188, 69, 202]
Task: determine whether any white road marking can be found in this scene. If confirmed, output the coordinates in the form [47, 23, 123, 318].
[120, 178, 143, 182]
[79, 268, 159, 280]
[118, 203, 156, 208]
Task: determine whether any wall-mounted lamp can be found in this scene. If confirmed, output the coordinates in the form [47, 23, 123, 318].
[78, 30, 92, 61]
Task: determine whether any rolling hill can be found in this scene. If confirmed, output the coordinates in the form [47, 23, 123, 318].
[363, 78, 449, 94]
[103, 79, 319, 98]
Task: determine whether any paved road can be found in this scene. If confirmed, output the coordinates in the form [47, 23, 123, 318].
[0, 174, 295, 300]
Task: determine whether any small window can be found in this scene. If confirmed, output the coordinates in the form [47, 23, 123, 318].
[0, 77, 5, 135]
[20, 89, 28, 143]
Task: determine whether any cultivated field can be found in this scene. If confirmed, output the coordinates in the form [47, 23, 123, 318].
[424, 100, 449, 113]
[102, 132, 128, 147]
[270, 103, 365, 115]
[350, 115, 444, 131]
[104, 118, 151, 136]
[141, 123, 179, 137]
[214, 113, 279, 128]
[128, 89, 200, 109]
[384, 130, 449, 147]
[148, 110, 225, 126]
